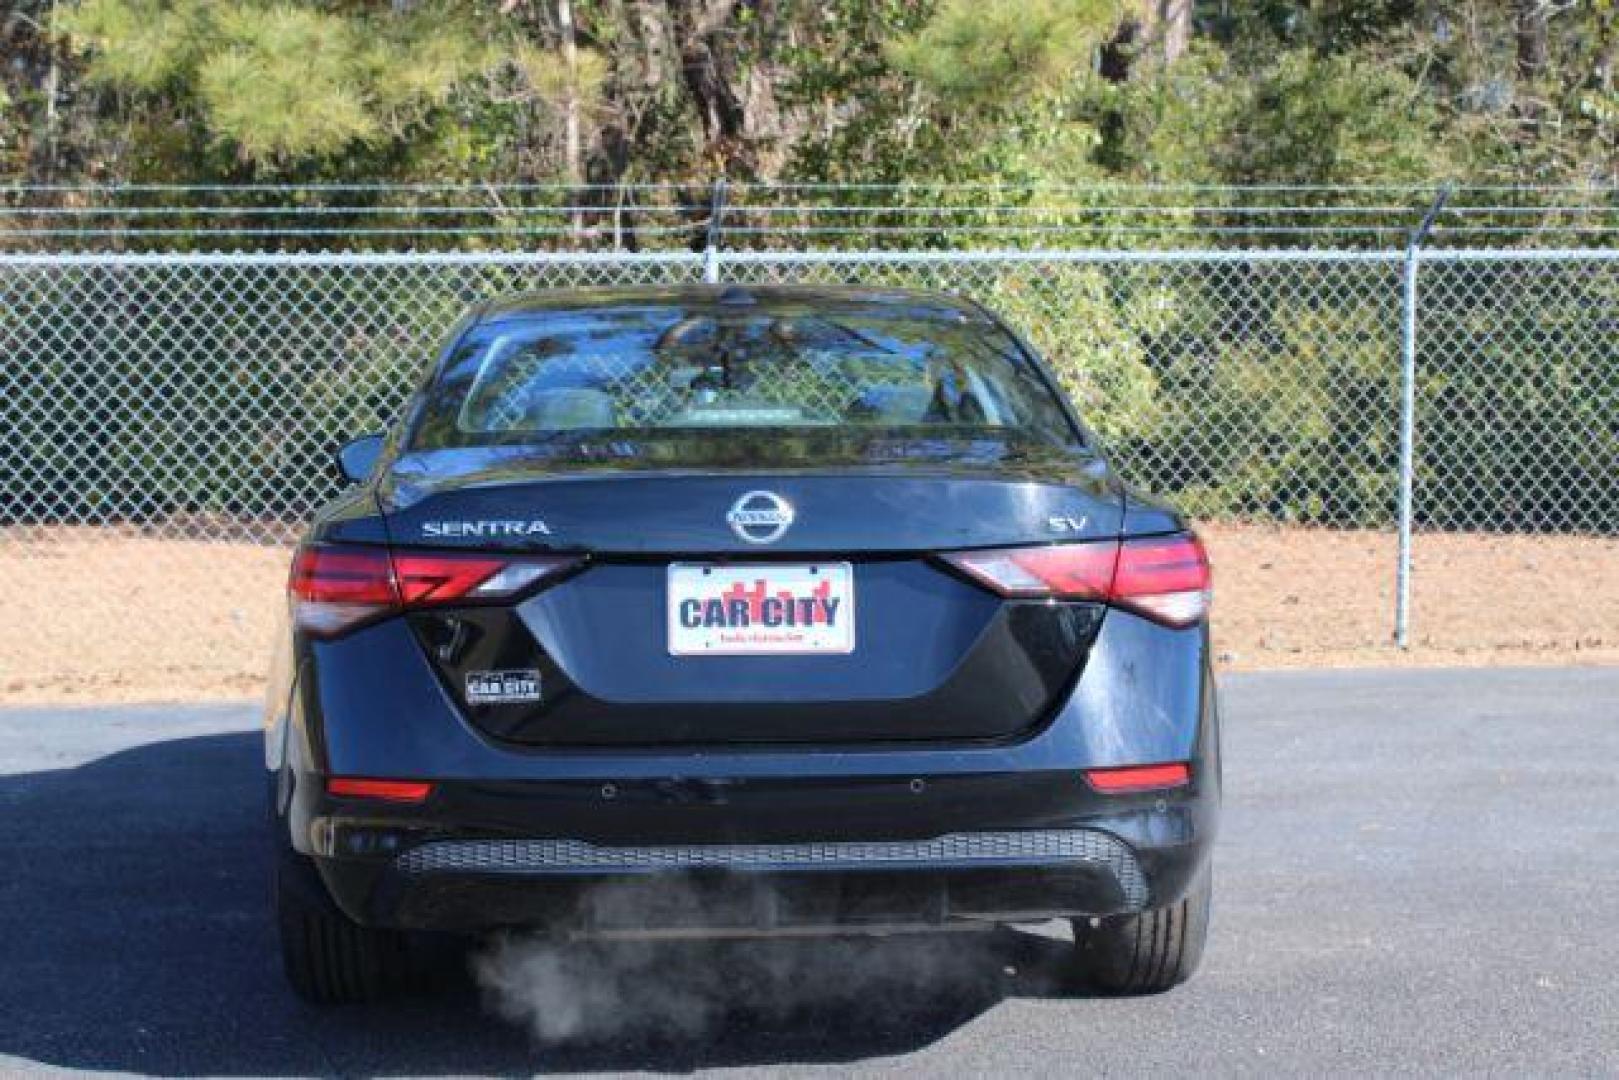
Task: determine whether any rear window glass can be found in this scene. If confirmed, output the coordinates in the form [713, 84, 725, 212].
[408, 303, 1081, 454]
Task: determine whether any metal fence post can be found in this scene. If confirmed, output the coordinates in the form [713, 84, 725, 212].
[1395, 185, 1451, 649]
[702, 179, 728, 283]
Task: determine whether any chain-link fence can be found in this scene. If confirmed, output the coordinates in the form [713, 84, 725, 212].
[1, 246, 1616, 700]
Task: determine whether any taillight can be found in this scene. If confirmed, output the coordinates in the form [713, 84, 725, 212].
[942, 543, 1117, 599]
[391, 551, 556, 605]
[289, 546, 397, 638]
[1111, 534, 1211, 628]
[941, 533, 1210, 628]
[289, 544, 578, 638]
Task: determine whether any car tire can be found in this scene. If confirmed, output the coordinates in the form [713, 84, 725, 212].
[1071, 866, 1211, 994]
[275, 852, 409, 1004]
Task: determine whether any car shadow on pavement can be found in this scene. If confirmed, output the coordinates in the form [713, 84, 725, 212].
[0, 731, 1094, 1075]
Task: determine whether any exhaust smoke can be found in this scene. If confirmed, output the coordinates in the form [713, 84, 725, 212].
[470, 883, 1035, 1045]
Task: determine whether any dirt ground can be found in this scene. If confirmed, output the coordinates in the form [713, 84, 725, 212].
[2, 524, 1616, 706]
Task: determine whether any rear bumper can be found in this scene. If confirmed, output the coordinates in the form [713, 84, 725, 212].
[352, 849, 1153, 937]
[318, 841, 1204, 936]
[304, 780, 1214, 934]
[272, 609, 1222, 936]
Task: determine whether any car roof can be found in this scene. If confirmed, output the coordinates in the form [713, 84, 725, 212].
[474, 284, 993, 325]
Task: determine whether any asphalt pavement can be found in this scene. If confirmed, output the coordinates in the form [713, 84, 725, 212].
[1, 667, 1616, 1076]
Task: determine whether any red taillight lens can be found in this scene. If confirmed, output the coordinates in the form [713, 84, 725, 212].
[940, 534, 1210, 628]
[327, 777, 435, 803]
[943, 543, 1117, 599]
[289, 546, 397, 605]
[289, 546, 397, 637]
[392, 551, 522, 605]
[1084, 763, 1191, 793]
[1111, 534, 1211, 628]
[289, 544, 579, 638]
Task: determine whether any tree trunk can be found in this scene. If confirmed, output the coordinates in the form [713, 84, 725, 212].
[558, 0, 582, 182]
[666, 0, 802, 178]
[670, 0, 744, 162]
[1100, 0, 1191, 83]
[1515, 0, 1550, 81]
[4, 0, 66, 182]
[1154, 0, 1192, 68]
[558, 0, 584, 227]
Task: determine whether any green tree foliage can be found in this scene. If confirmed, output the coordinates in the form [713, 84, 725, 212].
[7, 0, 1616, 189]
[887, 0, 1121, 106]
[57, 0, 492, 166]
[1222, 49, 1448, 184]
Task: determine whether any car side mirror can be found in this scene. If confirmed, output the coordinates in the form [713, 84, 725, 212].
[334, 434, 385, 485]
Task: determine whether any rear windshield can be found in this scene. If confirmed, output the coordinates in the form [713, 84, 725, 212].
[407, 303, 1081, 456]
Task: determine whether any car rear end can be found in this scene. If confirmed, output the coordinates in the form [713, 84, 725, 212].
[265, 286, 1218, 1000]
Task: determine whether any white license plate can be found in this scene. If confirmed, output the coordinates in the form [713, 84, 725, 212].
[667, 563, 855, 656]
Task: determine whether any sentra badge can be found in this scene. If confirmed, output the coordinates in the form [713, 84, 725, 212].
[423, 519, 551, 539]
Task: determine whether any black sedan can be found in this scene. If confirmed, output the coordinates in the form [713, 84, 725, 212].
[265, 285, 1219, 1003]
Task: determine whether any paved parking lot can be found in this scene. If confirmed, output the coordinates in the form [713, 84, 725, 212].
[1, 667, 1616, 1076]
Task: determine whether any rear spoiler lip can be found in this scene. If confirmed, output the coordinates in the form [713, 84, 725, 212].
[380, 460, 1118, 507]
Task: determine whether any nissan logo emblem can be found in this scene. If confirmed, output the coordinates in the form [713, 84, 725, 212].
[726, 490, 795, 545]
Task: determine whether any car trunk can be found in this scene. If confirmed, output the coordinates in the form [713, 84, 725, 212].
[382, 455, 1124, 746]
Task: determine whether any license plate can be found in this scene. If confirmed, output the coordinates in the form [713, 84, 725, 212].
[667, 563, 855, 656]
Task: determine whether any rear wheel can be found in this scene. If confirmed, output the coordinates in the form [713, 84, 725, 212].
[1071, 867, 1211, 994]
[275, 852, 410, 1004]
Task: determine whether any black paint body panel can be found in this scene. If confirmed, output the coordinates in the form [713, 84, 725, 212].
[406, 565, 1102, 746]
[381, 463, 1125, 554]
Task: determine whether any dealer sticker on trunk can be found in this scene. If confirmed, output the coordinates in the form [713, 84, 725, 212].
[465, 669, 543, 706]
[667, 563, 855, 656]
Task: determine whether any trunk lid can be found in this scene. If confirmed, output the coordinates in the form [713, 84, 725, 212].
[381, 448, 1124, 746]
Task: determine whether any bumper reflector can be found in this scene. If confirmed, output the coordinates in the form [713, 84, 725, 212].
[1083, 763, 1191, 793]
[327, 778, 435, 803]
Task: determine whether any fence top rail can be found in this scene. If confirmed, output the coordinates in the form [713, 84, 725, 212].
[0, 247, 1416, 269]
[0, 250, 709, 269]
[4, 245, 1619, 269]
[1419, 246, 1619, 261]
[718, 248, 1406, 265]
